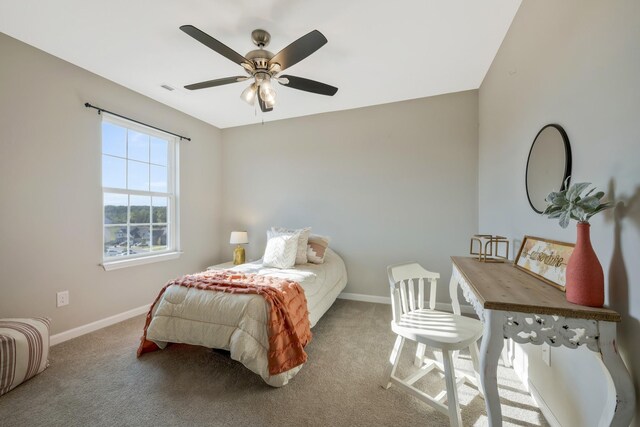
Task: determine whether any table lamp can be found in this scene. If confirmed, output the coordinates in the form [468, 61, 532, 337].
[230, 231, 249, 265]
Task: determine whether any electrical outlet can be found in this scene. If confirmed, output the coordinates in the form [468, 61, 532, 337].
[541, 342, 550, 366]
[56, 291, 69, 307]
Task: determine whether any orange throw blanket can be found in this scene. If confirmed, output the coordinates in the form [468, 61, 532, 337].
[137, 271, 312, 375]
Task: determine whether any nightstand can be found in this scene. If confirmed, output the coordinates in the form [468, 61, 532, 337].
[206, 261, 236, 271]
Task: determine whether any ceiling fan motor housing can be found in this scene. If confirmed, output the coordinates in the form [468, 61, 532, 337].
[245, 49, 274, 71]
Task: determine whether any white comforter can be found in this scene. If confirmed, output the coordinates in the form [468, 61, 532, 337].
[145, 249, 347, 387]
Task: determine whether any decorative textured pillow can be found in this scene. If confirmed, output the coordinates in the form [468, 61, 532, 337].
[0, 317, 51, 397]
[263, 234, 299, 269]
[307, 234, 330, 264]
[270, 226, 311, 264]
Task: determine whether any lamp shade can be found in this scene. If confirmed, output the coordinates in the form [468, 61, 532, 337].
[229, 231, 249, 245]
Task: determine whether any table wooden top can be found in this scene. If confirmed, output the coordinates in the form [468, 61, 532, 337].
[451, 256, 621, 322]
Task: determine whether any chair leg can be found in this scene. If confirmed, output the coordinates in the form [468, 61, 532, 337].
[414, 343, 426, 367]
[469, 341, 484, 398]
[443, 350, 463, 427]
[381, 335, 405, 389]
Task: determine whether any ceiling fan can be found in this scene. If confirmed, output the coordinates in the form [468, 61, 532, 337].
[180, 25, 339, 112]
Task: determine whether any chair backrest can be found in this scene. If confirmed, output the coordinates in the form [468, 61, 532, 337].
[387, 263, 441, 323]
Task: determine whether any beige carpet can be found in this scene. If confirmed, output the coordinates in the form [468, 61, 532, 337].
[0, 300, 548, 426]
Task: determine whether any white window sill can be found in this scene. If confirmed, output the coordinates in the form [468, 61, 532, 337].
[101, 251, 182, 271]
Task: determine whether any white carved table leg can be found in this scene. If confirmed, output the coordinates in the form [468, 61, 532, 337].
[449, 267, 462, 317]
[449, 267, 463, 364]
[451, 266, 486, 395]
[469, 341, 484, 398]
[480, 309, 504, 426]
[596, 321, 635, 427]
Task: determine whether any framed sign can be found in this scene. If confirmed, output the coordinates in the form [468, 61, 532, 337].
[514, 236, 574, 291]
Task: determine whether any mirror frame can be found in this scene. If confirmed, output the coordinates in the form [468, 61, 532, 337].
[525, 124, 572, 214]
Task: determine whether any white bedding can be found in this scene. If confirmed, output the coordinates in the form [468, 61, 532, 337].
[145, 248, 347, 387]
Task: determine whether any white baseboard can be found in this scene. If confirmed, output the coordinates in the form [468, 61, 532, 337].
[337, 292, 476, 315]
[338, 292, 391, 305]
[50, 304, 149, 346]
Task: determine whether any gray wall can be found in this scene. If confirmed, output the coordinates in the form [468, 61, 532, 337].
[479, 1, 640, 425]
[221, 91, 479, 300]
[0, 33, 224, 334]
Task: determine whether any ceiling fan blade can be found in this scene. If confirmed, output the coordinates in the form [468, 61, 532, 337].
[279, 75, 338, 96]
[184, 76, 247, 90]
[257, 91, 273, 113]
[268, 30, 327, 72]
[180, 25, 249, 66]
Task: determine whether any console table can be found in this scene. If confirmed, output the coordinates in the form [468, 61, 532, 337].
[449, 256, 635, 427]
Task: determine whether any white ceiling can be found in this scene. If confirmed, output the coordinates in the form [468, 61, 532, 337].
[0, 0, 520, 129]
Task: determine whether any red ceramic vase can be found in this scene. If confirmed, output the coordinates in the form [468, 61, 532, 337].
[565, 222, 604, 307]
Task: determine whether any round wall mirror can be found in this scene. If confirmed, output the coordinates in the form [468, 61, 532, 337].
[526, 124, 572, 213]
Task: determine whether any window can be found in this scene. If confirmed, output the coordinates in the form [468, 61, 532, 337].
[101, 115, 179, 269]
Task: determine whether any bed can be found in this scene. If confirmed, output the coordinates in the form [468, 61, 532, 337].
[142, 248, 347, 387]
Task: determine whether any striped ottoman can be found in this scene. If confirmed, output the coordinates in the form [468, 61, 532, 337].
[0, 318, 51, 396]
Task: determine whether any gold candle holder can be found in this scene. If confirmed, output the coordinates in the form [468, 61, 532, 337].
[470, 234, 510, 262]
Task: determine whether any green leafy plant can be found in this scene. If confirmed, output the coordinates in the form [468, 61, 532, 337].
[543, 177, 614, 228]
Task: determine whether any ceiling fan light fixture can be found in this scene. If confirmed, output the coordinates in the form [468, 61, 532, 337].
[259, 77, 276, 104]
[263, 93, 276, 109]
[240, 83, 257, 105]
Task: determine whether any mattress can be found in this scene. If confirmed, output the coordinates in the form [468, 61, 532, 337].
[145, 248, 347, 387]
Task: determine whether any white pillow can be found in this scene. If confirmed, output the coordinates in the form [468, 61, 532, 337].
[270, 226, 311, 264]
[263, 234, 299, 269]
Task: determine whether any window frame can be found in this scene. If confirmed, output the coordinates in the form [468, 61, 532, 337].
[100, 113, 181, 271]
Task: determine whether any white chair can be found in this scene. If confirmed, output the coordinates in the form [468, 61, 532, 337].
[381, 263, 484, 427]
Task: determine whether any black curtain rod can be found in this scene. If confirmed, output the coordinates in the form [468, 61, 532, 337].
[84, 102, 191, 141]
